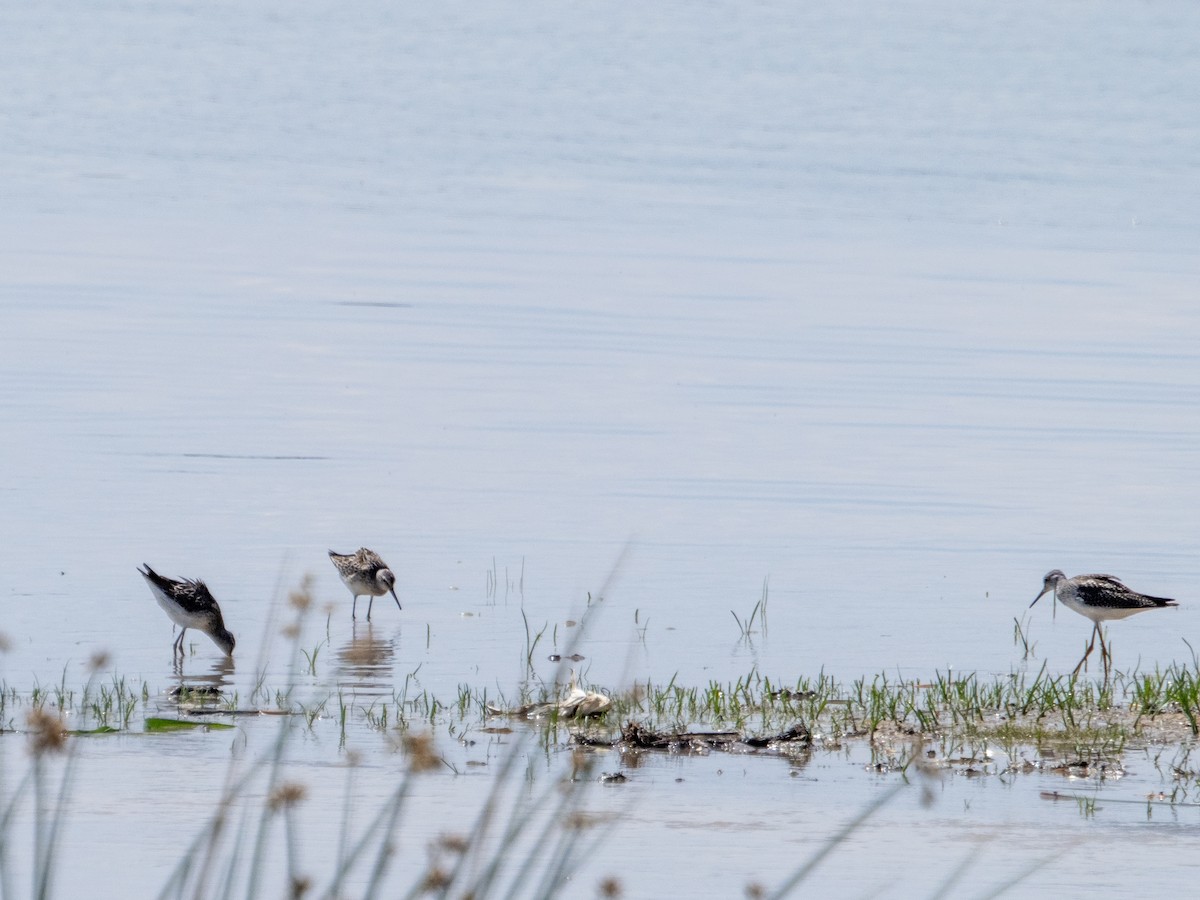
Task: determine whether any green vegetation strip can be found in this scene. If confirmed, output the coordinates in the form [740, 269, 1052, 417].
[144, 717, 234, 732]
[7, 658, 1200, 750]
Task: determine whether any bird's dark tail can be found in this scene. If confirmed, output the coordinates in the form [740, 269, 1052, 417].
[138, 563, 171, 591]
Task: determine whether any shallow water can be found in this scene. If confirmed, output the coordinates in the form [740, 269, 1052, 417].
[2, 1, 1200, 896]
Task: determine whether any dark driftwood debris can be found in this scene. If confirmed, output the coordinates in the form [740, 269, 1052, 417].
[573, 720, 812, 753]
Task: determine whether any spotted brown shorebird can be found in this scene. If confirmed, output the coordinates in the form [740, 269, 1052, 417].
[328, 548, 401, 621]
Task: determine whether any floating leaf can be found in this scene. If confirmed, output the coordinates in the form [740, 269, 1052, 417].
[70, 725, 121, 736]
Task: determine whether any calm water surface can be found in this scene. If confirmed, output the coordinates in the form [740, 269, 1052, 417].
[1, 1, 1199, 896]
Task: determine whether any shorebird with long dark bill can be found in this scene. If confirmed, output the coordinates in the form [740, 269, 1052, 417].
[328, 548, 401, 621]
[138, 564, 236, 657]
[1030, 569, 1177, 676]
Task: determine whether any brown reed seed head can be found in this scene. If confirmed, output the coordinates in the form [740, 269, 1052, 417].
[598, 876, 623, 897]
[27, 708, 68, 756]
[268, 781, 309, 812]
[438, 833, 469, 855]
[420, 868, 451, 892]
[288, 575, 315, 612]
[403, 731, 442, 773]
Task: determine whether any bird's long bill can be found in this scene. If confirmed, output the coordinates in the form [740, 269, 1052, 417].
[1030, 587, 1051, 609]
[390, 588, 402, 611]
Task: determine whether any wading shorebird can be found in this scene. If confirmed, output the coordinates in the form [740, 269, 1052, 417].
[1030, 569, 1177, 676]
[138, 564, 236, 657]
[328, 548, 401, 621]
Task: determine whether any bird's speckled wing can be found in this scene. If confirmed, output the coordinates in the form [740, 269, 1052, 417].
[140, 564, 222, 615]
[1075, 574, 1176, 610]
[356, 548, 389, 575]
[328, 550, 356, 578]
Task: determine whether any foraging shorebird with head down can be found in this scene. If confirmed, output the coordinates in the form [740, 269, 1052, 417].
[138, 564, 236, 657]
[1030, 569, 1177, 676]
[328, 548, 401, 621]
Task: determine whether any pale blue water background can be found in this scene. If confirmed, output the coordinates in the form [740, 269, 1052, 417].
[1, 2, 1199, 896]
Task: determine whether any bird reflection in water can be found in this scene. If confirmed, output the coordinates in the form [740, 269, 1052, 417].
[336, 630, 396, 694]
[170, 653, 235, 703]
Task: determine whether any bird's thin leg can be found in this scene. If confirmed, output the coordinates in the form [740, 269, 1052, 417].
[367, 596, 375, 622]
[1099, 626, 1111, 679]
[174, 629, 187, 657]
[1073, 628, 1097, 675]
[352, 595, 358, 620]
